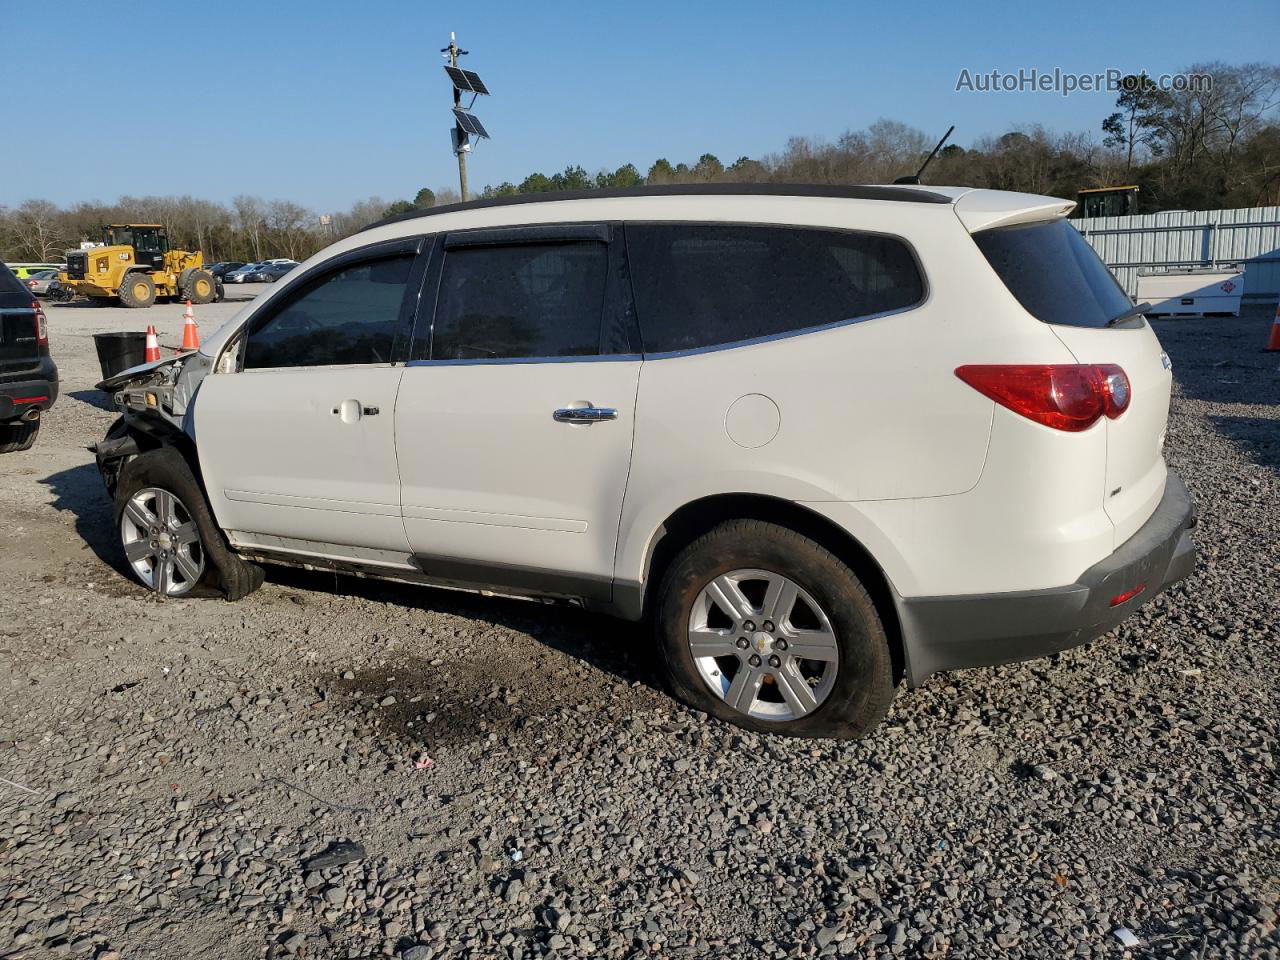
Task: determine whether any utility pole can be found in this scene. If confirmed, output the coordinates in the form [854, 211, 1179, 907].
[446, 34, 469, 201]
[441, 33, 490, 203]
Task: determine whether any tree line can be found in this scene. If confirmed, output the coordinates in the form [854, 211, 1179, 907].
[2, 61, 1275, 265]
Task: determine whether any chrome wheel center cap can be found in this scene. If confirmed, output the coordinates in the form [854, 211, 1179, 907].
[751, 632, 773, 655]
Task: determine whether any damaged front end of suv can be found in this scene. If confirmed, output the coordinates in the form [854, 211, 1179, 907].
[91, 351, 215, 496]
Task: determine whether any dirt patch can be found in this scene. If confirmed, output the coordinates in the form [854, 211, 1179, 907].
[319, 654, 569, 751]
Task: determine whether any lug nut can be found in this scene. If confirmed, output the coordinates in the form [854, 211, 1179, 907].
[736, 637, 749, 649]
[742, 620, 756, 632]
[748, 654, 762, 667]
[763, 620, 775, 632]
[768, 655, 781, 668]
[775, 639, 788, 651]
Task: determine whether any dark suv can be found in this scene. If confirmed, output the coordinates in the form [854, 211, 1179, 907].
[0, 262, 58, 452]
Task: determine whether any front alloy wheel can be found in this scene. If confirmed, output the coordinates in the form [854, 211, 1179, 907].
[120, 486, 205, 596]
[688, 569, 839, 721]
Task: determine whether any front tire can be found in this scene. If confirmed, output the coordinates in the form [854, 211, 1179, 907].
[118, 273, 156, 308]
[114, 447, 265, 600]
[654, 519, 895, 738]
[0, 418, 40, 453]
[181, 269, 216, 304]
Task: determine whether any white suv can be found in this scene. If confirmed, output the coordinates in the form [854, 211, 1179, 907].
[93, 184, 1196, 738]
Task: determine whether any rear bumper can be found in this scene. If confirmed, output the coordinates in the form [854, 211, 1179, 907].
[897, 470, 1196, 685]
[0, 363, 60, 421]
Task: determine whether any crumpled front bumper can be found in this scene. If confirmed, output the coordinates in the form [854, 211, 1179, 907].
[897, 470, 1197, 685]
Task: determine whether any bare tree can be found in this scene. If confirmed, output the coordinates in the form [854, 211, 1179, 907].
[8, 200, 69, 262]
[232, 195, 265, 261]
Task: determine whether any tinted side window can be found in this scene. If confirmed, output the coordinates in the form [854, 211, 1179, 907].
[973, 219, 1132, 328]
[627, 224, 924, 353]
[430, 242, 607, 360]
[244, 254, 414, 369]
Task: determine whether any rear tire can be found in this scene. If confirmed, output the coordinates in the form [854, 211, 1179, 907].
[0, 419, 40, 454]
[114, 447, 265, 600]
[118, 273, 156, 308]
[181, 270, 216, 305]
[654, 519, 895, 738]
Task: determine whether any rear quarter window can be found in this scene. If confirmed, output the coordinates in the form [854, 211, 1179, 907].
[626, 224, 925, 354]
[972, 219, 1133, 328]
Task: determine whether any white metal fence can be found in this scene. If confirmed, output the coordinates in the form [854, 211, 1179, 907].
[1073, 206, 1280, 302]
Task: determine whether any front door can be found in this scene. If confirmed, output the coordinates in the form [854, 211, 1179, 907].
[395, 224, 640, 598]
[195, 239, 425, 561]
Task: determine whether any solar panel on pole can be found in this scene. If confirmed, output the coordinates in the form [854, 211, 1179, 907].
[444, 65, 490, 95]
[452, 108, 490, 139]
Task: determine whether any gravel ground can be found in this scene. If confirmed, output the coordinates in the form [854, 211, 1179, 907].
[0, 296, 1277, 960]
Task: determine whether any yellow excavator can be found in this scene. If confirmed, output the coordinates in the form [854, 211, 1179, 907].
[62, 225, 215, 308]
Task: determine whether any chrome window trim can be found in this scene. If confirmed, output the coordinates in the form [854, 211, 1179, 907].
[405, 353, 642, 368]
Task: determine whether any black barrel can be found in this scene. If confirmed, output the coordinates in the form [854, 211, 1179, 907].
[93, 331, 149, 381]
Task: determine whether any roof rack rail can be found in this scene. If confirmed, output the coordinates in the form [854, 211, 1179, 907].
[363, 182, 951, 232]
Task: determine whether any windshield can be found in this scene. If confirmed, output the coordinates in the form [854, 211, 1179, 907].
[973, 219, 1133, 328]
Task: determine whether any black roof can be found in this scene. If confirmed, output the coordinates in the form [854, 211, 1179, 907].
[364, 182, 951, 232]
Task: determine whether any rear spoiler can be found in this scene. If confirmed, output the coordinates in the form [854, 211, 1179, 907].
[954, 191, 1076, 233]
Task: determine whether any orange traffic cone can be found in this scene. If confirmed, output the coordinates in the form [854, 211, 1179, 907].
[144, 324, 161, 363]
[181, 300, 200, 351]
[1266, 302, 1280, 351]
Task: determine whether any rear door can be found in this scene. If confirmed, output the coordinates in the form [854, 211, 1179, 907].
[194, 238, 427, 560]
[394, 223, 640, 597]
[972, 219, 1173, 546]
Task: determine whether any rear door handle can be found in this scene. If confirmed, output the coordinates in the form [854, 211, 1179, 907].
[331, 399, 377, 423]
[553, 404, 617, 424]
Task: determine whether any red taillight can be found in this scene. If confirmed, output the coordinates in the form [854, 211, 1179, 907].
[33, 302, 48, 346]
[1109, 582, 1146, 606]
[954, 364, 1130, 431]
[26, 279, 37, 288]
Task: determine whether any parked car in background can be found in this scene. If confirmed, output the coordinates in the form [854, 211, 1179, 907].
[246, 262, 295, 283]
[262, 259, 299, 266]
[209, 261, 246, 279]
[223, 263, 265, 284]
[89, 184, 1196, 738]
[0, 263, 57, 453]
[7, 263, 65, 280]
[24, 269, 62, 297]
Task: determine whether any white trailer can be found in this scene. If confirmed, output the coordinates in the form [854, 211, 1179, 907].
[1135, 266, 1244, 316]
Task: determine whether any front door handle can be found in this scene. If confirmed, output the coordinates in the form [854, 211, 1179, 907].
[553, 404, 618, 424]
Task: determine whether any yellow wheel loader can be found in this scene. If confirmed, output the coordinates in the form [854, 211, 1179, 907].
[61, 225, 216, 308]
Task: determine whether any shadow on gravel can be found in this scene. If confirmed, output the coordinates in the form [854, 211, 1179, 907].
[1153, 311, 1280, 407]
[67, 389, 114, 411]
[39, 462, 126, 576]
[1210, 413, 1280, 475]
[280, 565, 659, 746]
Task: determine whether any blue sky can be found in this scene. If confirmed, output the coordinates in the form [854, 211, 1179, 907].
[6, 0, 1277, 211]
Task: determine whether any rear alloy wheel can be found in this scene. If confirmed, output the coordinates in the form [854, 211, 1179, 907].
[688, 569, 840, 721]
[120, 486, 206, 596]
[655, 519, 895, 738]
[118, 272, 156, 308]
[181, 269, 216, 304]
